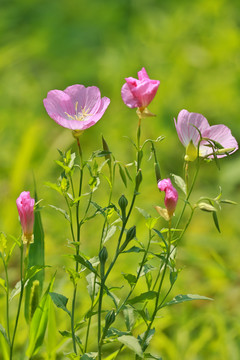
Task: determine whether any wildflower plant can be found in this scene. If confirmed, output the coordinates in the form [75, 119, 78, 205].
[0, 67, 238, 359]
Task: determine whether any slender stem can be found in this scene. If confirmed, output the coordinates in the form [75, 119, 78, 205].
[175, 158, 200, 230]
[97, 118, 143, 359]
[140, 221, 172, 350]
[71, 138, 84, 355]
[10, 244, 24, 360]
[116, 229, 152, 316]
[2, 259, 10, 342]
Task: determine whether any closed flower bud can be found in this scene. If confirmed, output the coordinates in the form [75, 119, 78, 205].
[125, 225, 136, 244]
[105, 310, 115, 328]
[158, 178, 178, 219]
[16, 191, 35, 244]
[118, 195, 128, 220]
[135, 169, 142, 192]
[99, 246, 108, 265]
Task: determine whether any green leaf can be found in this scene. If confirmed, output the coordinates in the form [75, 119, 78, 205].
[0, 324, 10, 346]
[118, 164, 127, 188]
[122, 273, 137, 287]
[118, 335, 143, 358]
[45, 181, 62, 194]
[160, 294, 213, 309]
[0, 278, 7, 293]
[49, 292, 71, 317]
[26, 276, 55, 357]
[74, 255, 99, 276]
[103, 225, 117, 244]
[136, 207, 151, 219]
[122, 246, 144, 254]
[106, 327, 130, 338]
[80, 353, 98, 360]
[220, 199, 237, 205]
[123, 305, 135, 331]
[171, 174, 186, 195]
[144, 353, 162, 360]
[146, 217, 158, 230]
[86, 273, 99, 300]
[49, 205, 70, 221]
[138, 328, 155, 351]
[25, 187, 45, 323]
[127, 291, 157, 305]
[212, 212, 221, 233]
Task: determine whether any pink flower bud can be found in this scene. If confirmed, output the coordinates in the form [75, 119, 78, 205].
[158, 178, 178, 218]
[121, 67, 160, 109]
[16, 191, 35, 244]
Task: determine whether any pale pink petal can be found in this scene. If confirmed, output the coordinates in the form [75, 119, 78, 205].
[64, 84, 86, 109]
[43, 90, 75, 120]
[175, 110, 210, 147]
[202, 124, 238, 157]
[121, 83, 141, 108]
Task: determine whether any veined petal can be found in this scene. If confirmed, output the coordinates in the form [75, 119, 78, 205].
[138, 67, 149, 80]
[43, 90, 75, 120]
[121, 82, 141, 108]
[175, 109, 210, 147]
[202, 124, 238, 157]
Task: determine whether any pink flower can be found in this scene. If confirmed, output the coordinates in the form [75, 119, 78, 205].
[121, 67, 160, 109]
[43, 85, 110, 133]
[175, 109, 238, 161]
[158, 178, 178, 217]
[16, 191, 35, 244]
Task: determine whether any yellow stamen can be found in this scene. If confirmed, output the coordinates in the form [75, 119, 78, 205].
[65, 103, 93, 122]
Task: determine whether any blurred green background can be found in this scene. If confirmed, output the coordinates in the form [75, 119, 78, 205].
[0, 0, 240, 358]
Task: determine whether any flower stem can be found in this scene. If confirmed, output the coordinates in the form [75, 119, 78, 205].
[140, 221, 172, 352]
[10, 244, 24, 360]
[71, 138, 84, 355]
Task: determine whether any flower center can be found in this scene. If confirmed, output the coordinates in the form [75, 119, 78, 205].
[65, 102, 92, 121]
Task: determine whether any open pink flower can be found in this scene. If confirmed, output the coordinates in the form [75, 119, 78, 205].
[121, 67, 160, 109]
[16, 191, 35, 244]
[43, 85, 110, 132]
[175, 109, 238, 161]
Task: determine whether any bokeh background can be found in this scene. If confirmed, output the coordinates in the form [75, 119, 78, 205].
[0, 0, 240, 359]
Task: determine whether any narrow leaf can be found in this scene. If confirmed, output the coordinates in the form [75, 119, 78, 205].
[25, 186, 45, 322]
[26, 276, 55, 357]
[74, 255, 99, 276]
[127, 291, 157, 305]
[0, 324, 10, 346]
[118, 335, 143, 358]
[171, 174, 186, 195]
[160, 294, 213, 309]
[49, 292, 71, 317]
[212, 212, 221, 233]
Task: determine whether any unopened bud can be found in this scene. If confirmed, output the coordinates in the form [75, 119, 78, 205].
[105, 310, 115, 328]
[135, 169, 142, 192]
[118, 195, 128, 220]
[99, 246, 108, 265]
[154, 162, 161, 183]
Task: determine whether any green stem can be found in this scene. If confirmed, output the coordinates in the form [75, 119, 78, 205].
[2, 259, 10, 342]
[71, 138, 84, 355]
[175, 158, 200, 230]
[97, 118, 142, 359]
[140, 221, 172, 351]
[10, 244, 24, 360]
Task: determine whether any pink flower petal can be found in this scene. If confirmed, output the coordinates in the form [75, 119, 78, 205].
[121, 68, 160, 109]
[202, 124, 238, 157]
